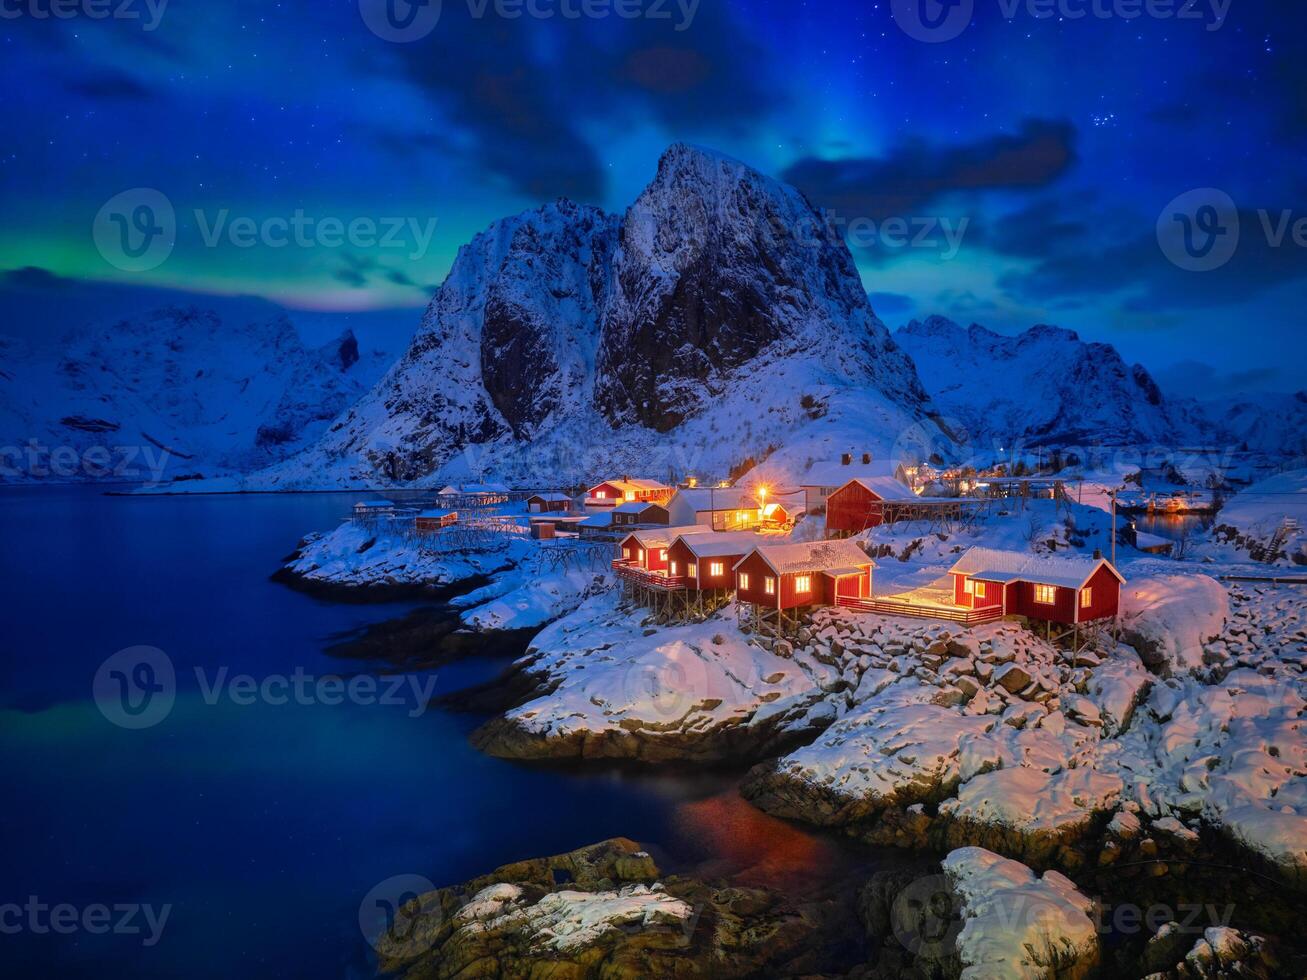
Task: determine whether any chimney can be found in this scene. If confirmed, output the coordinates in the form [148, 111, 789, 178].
[841, 453, 852, 466]
[862, 453, 871, 465]
[1093, 549, 1103, 560]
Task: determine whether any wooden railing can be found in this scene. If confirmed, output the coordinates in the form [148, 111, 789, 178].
[611, 561, 687, 591]
[835, 596, 1003, 625]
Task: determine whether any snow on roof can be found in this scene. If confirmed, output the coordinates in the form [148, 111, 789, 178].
[740, 539, 875, 575]
[622, 526, 712, 549]
[670, 487, 763, 511]
[465, 482, 509, 493]
[590, 478, 669, 493]
[676, 531, 760, 558]
[417, 508, 455, 519]
[949, 547, 1123, 590]
[801, 459, 905, 488]
[823, 566, 868, 577]
[612, 500, 664, 514]
[577, 512, 614, 528]
[354, 499, 395, 508]
[528, 492, 571, 502]
[438, 485, 459, 495]
[840, 476, 918, 502]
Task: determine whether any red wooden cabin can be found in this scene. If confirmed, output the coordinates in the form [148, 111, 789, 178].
[610, 501, 671, 527]
[586, 478, 672, 507]
[527, 493, 572, 513]
[667, 532, 760, 592]
[948, 547, 1124, 625]
[733, 540, 875, 611]
[414, 509, 458, 531]
[616, 526, 709, 573]
[825, 476, 921, 535]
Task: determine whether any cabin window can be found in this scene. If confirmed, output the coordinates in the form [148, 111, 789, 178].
[659, 549, 668, 561]
[1034, 584, 1057, 605]
[623, 547, 632, 559]
[738, 572, 750, 590]
[688, 563, 698, 579]
[975, 582, 987, 599]
[709, 561, 725, 577]
[795, 575, 812, 594]
[963, 578, 975, 596]
[670, 561, 679, 575]
[764, 576, 776, 596]
[624, 491, 635, 502]
[636, 548, 644, 564]
[1080, 587, 1093, 608]
[595, 490, 607, 499]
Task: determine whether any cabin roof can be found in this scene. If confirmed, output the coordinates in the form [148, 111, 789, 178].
[590, 478, 669, 493]
[528, 492, 571, 502]
[417, 508, 455, 519]
[836, 476, 919, 502]
[675, 531, 760, 558]
[355, 499, 395, 508]
[612, 500, 664, 514]
[801, 459, 904, 488]
[948, 547, 1124, 590]
[621, 526, 712, 550]
[737, 539, 875, 575]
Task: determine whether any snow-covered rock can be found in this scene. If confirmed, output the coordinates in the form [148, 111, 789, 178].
[941, 847, 1099, 979]
[1119, 574, 1229, 675]
[1209, 468, 1307, 566]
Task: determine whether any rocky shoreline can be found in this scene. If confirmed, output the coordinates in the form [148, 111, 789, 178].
[292, 534, 1306, 977]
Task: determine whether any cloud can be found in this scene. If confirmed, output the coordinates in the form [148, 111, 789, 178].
[65, 70, 153, 101]
[1, 267, 76, 290]
[1000, 208, 1307, 312]
[1153, 360, 1286, 400]
[780, 119, 1077, 222]
[868, 291, 916, 317]
[368, 2, 775, 202]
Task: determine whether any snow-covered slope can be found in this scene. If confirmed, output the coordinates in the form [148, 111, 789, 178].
[894, 316, 1203, 452]
[251, 144, 942, 489]
[0, 305, 389, 482]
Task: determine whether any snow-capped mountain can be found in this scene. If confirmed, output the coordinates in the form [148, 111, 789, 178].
[894, 316, 1204, 453]
[0, 305, 390, 482]
[1204, 391, 1307, 458]
[255, 144, 942, 489]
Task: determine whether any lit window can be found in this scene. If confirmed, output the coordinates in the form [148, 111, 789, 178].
[623, 547, 632, 559]
[1081, 587, 1093, 608]
[764, 576, 776, 596]
[1034, 584, 1057, 604]
[670, 561, 679, 575]
[975, 582, 987, 599]
[688, 563, 697, 579]
[636, 548, 644, 564]
[624, 491, 635, 502]
[596, 490, 607, 499]
[659, 549, 667, 561]
[710, 561, 724, 577]
[795, 575, 812, 593]
[963, 578, 975, 596]
[739, 572, 750, 590]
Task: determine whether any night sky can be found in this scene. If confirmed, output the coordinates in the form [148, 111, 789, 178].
[2, 0, 1303, 396]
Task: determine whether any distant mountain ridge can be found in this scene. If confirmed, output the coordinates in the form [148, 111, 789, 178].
[893, 315, 1209, 452]
[0, 304, 390, 482]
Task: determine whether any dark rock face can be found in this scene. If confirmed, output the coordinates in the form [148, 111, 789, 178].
[479, 201, 618, 438]
[594, 143, 926, 432]
[336, 331, 359, 372]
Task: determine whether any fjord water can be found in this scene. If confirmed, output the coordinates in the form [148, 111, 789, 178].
[0, 487, 849, 977]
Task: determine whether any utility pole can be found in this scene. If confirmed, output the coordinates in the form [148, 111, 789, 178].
[1110, 488, 1117, 566]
